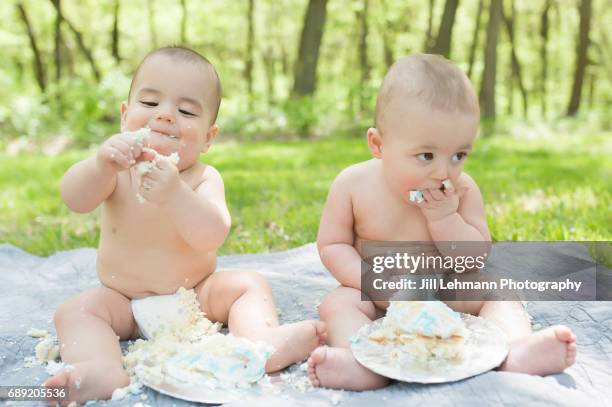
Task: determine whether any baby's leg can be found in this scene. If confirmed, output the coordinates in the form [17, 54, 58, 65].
[445, 300, 577, 375]
[307, 286, 389, 390]
[479, 301, 576, 375]
[44, 287, 137, 405]
[195, 270, 325, 372]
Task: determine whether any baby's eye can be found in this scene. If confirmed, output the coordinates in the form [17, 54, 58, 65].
[140, 101, 158, 107]
[417, 153, 434, 161]
[179, 109, 196, 117]
[452, 152, 468, 162]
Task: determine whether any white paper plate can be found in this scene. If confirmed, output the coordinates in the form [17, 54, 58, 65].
[135, 366, 290, 404]
[350, 314, 508, 383]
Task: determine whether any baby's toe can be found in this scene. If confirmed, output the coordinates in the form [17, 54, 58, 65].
[552, 325, 574, 343]
[309, 346, 328, 366]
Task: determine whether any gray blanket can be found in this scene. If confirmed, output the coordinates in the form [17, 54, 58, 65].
[0, 243, 610, 406]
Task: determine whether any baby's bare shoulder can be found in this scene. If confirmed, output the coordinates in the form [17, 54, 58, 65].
[184, 162, 223, 191]
[457, 172, 481, 193]
[332, 160, 377, 191]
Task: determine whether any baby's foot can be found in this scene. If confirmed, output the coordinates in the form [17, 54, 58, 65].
[307, 346, 388, 390]
[44, 360, 129, 406]
[499, 325, 577, 375]
[262, 320, 326, 372]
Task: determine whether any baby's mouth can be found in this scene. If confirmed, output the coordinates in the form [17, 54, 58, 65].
[146, 130, 181, 154]
[150, 130, 179, 140]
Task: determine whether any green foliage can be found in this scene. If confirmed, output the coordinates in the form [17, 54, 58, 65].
[0, 70, 128, 147]
[1, 0, 610, 143]
[1, 131, 610, 257]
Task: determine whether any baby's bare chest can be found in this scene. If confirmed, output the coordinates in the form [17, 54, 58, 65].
[352, 190, 431, 242]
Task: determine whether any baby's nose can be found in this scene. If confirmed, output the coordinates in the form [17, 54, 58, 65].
[155, 111, 175, 124]
[431, 163, 449, 180]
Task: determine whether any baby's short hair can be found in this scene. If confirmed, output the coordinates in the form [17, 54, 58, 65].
[128, 46, 222, 124]
[375, 54, 478, 130]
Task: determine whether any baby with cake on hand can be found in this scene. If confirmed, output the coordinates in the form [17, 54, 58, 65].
[47, 46, 325, 405]
[308, 54, 577, 390]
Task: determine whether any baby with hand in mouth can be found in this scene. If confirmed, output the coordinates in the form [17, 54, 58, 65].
[308, 54, 577, 391]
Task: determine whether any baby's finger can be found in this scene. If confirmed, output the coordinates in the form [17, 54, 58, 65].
[142, 167, 162, 181]
[422, 189, 435, 203]
[136, 147, 157, 163]
[111, 139, 136, 164]
[429, 188, 445, 201]
[108, 146, 129, 168]
[154, 157, 176, 171]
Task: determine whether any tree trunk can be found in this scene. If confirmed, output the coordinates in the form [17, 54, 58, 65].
[539, 0, 550, 116]
[429, 0, 459, 58]
[52, 0, 62, 81]
[479, 0, 502, 121]
[587, 72, 595, 109]
[262, 46, 276, 107]
[291, 0, 328, 97]
[16, 2, 46, 92]
[423, 0, 435, 51]
[50, 2, 101, 82]
[380, 0, 395, 70]
[245, 0, 255, 108]
[180, 0, 187, 44]
[111, 0, 121, 64]
[502, 1, 528, 117]
[467, 0, 483, 80]
[148, 1, 157, 49]
[566, 0, 592, 117]
[505, 0, 514, 115]
[357, 0, 369, 111]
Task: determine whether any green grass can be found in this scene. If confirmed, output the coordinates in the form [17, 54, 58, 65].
[1, 132, 610, 257]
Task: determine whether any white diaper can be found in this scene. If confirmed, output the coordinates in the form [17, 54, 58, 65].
[131, 291, 190, 340]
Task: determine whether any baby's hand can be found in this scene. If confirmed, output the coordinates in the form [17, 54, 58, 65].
[96, 132, 155, 174]
[138, 152, 181, 205]
[415, 181, 467, 222]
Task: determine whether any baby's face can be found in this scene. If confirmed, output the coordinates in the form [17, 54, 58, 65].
[121, 54, 217, 170]
[375, 101, 479, 203]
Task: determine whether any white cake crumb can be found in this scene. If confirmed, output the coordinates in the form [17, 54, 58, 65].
[330, 391, 343, 405]
[111, 386, 128, 401]
[442, 179, 452, 190]
[27, 328, 48, 338]
[409, 190, 425, 203]
[45, 360, 65, 375]
[132, 128, 151, 145]
[35, 336, 60, 362]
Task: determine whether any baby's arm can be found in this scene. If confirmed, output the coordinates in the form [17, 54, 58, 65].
[317, 171, 362, 290]
[60, 133, 153, 213]
[155, 164, 231, 251]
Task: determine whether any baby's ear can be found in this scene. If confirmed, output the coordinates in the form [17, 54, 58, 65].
[120, 101, 128, 132]
[367, 128, 383, 159]
[202, 124, 220, 153]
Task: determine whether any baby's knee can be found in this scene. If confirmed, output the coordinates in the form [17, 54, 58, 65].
[53, 289, 110, 326]
[318, 286, 366, 319]
[230, 271, 271, 294]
